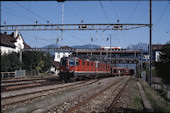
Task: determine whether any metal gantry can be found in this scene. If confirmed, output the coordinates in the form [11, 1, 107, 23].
[0, 23, 150, 31]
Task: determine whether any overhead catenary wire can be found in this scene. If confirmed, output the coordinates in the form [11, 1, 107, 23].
[99, 0, 111, 23]
[1, 9, 35, 23]
[2, 4, 36, 22]
[13, 2, 50, 23]
[99, 0, 122, 48]
[126, 0, 140, 23]
[1, 6, 35, 24]
[110, 1, 119, 22]
[153, 2, 169, 30]
[64, 31, 87, 45]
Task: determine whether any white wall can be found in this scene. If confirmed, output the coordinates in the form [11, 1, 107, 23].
[54, 51, 72, 62]
[1, 46, 16, 55]
[155, 51, 161, 62]
[14, 34, 24, 53]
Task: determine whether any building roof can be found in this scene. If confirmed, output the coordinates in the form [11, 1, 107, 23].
[0, 33, 16, 48]
[24, 43, 31, 49]
[0, 32, 31, 49]
[152, 44, 164, 51]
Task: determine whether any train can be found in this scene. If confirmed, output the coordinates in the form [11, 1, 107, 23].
[59, 57, 134, 82]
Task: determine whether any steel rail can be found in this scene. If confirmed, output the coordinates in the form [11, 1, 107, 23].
[1, 79, 100, 109]
[106, 76, 132, 113]
[65, 76, 128, 113]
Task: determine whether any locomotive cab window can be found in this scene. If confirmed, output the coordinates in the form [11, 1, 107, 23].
[69, 60, 75, 66]
[76, 60, 78, 65]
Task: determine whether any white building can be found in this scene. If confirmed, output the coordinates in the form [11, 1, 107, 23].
[152, 44, 164, 62]
[54, 46, 72, 62]
[0, 30, 31, 55]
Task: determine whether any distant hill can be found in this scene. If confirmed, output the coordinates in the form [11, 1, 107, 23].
[127, 42, 148, 50]
[42, 44, 59, 48]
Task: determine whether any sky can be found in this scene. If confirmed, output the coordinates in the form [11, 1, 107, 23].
[1, 1, 170, 48]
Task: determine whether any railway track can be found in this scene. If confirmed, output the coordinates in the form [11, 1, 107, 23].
[1, 78, 101, 110]
[1, 78, 45, 83]
[1, 81, 61, 92]
[1, 76, 59, 83]
[1, 80, 46, 86]
[52, 76, 131, 113]
[106, 76, 131, 113]
[1, 77, 60, 92]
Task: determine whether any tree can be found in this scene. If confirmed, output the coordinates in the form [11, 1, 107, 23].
[155, 43, 170, 84]
[1, 52, 20, 72]
[1, 53, 11, 72]
[1, 51, 52, 73]
[22, 51, 52, 72]
[42, 52, 52, 72]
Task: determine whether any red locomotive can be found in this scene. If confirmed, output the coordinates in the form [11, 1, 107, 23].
[59, 57, 133, 82]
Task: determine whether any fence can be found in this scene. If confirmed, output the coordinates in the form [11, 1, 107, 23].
[1, 72, 15, 79]
[15, 70, 26, 78]
[1, 70, 26, 79]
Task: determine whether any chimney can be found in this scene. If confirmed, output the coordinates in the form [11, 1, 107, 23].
[14, 30, 18, 38]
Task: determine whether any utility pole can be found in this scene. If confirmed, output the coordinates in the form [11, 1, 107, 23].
[19, 49, 22, 70]
[90, 36, 93, 57]
[56, 36, 61, 48]
[141, 47, 143, 76]
[91, 36, 93, 50]
[109, 34, 113, 61]
[149, 0, 152, 86]
[61, 2, 64, 40]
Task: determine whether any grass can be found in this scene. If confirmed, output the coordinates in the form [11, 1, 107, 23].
[131, 79, 144, 112]
[141, 82, 170, 113]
